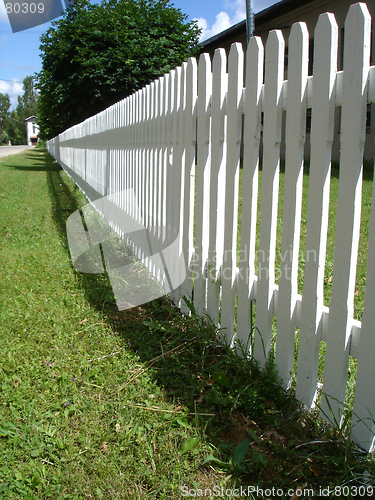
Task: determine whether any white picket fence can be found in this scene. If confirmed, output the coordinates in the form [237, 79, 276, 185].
[47, 2, 375, 452]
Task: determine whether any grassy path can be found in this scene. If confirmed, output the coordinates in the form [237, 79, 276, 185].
[0, 150, 374, 499]
[0, 150, 211, 499]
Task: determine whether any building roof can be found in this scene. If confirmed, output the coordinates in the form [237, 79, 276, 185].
[199, 0, 316, 52]
[24, 116, 37, 122]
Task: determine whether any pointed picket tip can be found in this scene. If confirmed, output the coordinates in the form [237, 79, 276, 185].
[212, 48, 227, 103]
[174, 65, 182, 86]
[287, 21, 308, 83]
[265, 29, 285, 54]
[186, 57, 198, 99]
[248, 35, 263, 54]
[228, 43, 244, 97]
[173, 66, 183, 112]
[314, 12, 338, 72]
[306, 20, 336, 148]
[212, 48, 227, 75]
[264, 29, 285, 90]
[289, 20, 309, 41]
[246, 36, 264, 90]
[198, 53, 212, 98]
[213, 47, 226, 61]
[184, 57, 197, 136]
[198, 52, 212, 74]
[228, 41, 244, 60]
[343, 2, 371, 85]
[174, 65, 182, 78]
[213, 49, 227, 83]
[187, 56, 197, 73]
[345, 1, 371, 28]
[197, 55, 212, 119]
[168, 68, 176, 89]
[289, 21, 309, 40]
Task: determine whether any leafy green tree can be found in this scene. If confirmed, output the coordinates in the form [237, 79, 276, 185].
[0, 77, 39, 145]
[36, 0, 201, 139]
[6, 110, 27, 145]
[0, 93, 11, 144]
[16, 76, 39, 121]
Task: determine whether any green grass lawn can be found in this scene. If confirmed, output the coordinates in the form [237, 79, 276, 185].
[0, 149, 374, 499]
[0, 150, 210, 498]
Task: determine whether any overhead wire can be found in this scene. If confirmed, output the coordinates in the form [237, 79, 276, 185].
[0, 78, 23, 83]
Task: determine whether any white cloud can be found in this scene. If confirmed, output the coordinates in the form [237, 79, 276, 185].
[196, 0, 246, 41]
[195, 12, 230, 41]
[0, 79, 23, 109]
[224, 0, 246, 23]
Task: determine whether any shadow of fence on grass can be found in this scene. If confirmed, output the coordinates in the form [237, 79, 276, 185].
[42, 150, 118, 314]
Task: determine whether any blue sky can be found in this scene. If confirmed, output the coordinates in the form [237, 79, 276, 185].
[0, 0, 276, 108]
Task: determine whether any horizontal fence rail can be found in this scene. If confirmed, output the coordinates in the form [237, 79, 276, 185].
[48, 2, 375, 452]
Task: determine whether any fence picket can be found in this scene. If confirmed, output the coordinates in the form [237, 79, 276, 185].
[173, 62, 188, 306]
[352, 171, 375, 452]
[193, 53, 212, 315]
[206, 48, 227, 324]
[152, 82, 158, 254]
[180, 57, 197, 313]
[135, 89, 142, 238]
[160, 76, 167, 234]
[321, 3, 371, 423]
[221, 42, 244, 346]
[236, 36, 263, 352]
[254, 30, 284, 364]
[165, 70, 175, 231]
[275, 22, 308, 387]
[171, 67, 180, 232]
[129, 93, 136, 220]
[143, 87, 149, 235]
[155, 77, 163, 232]
[125, 96, 131, 212]
[169, 66, 183, 302]
[145, 85, 151, 231]
[157, 77, 165, 230]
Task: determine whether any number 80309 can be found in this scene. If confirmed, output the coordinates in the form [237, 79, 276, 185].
[5, 3, 45, 14]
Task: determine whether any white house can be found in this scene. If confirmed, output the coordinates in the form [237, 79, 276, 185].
[25, 116, 39, 146]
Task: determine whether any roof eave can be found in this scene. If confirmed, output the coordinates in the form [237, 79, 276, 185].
[199, 0, 316, 50]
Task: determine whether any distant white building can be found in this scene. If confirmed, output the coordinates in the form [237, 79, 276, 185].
[25, 116, 39, 146]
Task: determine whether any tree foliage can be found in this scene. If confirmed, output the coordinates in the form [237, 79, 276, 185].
[36, 0, 201, 139]
[17, 76, 39, 121]
[0, 93, 11, 144]
[0, 77, 38, 145]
